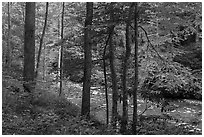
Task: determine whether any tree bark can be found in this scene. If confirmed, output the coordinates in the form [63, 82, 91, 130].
[81, 2, 93, 117]
[23, 2, 35, 83]
[108, 3, 118, 128]
[23, 2, 36, 94]
[121, 3, 134, 134]
[36, 2, 49, 78]
[103, 34, 112, 125]
[6, 2, 11, 68]
[132, 3, 138, 135]
[109, 28, 118, 128]
[59, 2, 65, 96]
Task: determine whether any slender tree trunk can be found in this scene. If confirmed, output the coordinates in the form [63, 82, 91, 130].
[57, 18, 60, 86]
[109, 28, 118, 128]
[102, 24, 117, 126]
[59, 2, 65, 96]
[81, 2, 93, 117]
[43, 45, 46, 81]
[103, 38, 109, 125]
[6, 2, 11, 68]
[23, 2, 35, 90]
[36, 2, 49, 78]
[103, 31, 114, 125]
[121, 3, 134, 134]
[109, 3, 118, 128]
[121, 18, 131, 134]
[132, 3, 138, 134]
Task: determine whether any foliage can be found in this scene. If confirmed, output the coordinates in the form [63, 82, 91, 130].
[140, 61, 202, 103]
[135, 115, 201, 135]
[2, 2, 202, 135]
[2, 76, 112, 135]
[63, 55, 84, 82]
[137, 2, 202, 104]
[173, 42, 202, 70]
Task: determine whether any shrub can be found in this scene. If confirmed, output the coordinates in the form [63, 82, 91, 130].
[140, 62, 201, 103]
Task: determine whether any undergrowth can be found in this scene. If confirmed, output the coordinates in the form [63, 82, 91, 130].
[2, 76, 111, 135]
[2, 76, 202, 135]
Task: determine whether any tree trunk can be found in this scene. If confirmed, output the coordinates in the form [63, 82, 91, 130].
[57, 18, 60, 87]
[108, 3, 118, 128]
[81, 2, 93, 117]
[36, 2, 49, 78]
[103, 34, 111, 125]
[121, 3, 134, 134]
[42, 45, 46, 81]
[6, 2, 11, 68]
[23, 2, 35, 83]
[132, 3, 138, 134]
[23, 2, 35, 93]
[109, 29, 118, 128]
[59, 2, 65, 96]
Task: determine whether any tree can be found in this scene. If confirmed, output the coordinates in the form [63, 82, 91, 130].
[108, 3, 118, 128]
[36, 2, 49, 78]
[81, 2, 93, 117]
[6, 2, 11, 68]
[103, 31, 110, 125]
[59, 2, 65, 96]
[23, 2, 36, 86]
[132, 2, 138, 134]
[121, 3, 134, 134]
[2, 2, 25, 72]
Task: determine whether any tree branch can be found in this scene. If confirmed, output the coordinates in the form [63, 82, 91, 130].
[138, 25, 165, 61]
[130, 24, 166, 62]
[138, 99, 151, 116]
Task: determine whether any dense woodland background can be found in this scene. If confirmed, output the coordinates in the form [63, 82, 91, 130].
[2, 2, 202, 135]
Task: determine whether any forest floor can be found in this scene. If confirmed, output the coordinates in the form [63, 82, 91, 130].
[2, 76, 202, 135]
[62, 81, 202, 134]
